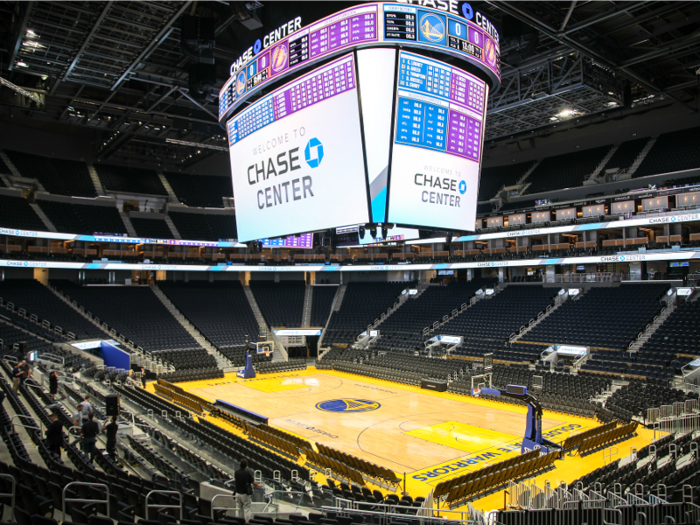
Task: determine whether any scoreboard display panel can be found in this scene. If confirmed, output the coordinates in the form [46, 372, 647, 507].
[227, 53, 371, 243]
[386, 51, 487, 232]
[219, 2, 500, 124]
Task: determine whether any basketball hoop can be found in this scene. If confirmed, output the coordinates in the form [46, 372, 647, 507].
[263, 350, 270, 357]
[472, 388, 481, 397]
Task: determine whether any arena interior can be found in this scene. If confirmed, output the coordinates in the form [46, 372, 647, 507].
[1, 2, 700, 525]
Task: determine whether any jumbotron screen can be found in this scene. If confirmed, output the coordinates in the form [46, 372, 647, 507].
[227, 53, 371, 243]
[386, 51, 487, 231]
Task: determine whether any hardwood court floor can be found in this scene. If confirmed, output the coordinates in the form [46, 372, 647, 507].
[173, 367, 650, 508]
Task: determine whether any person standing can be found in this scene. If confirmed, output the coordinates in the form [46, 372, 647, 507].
[81, 395, 93, 424]
[45, 413, 63, 458]
[49, 371, 58, 400]
[80, 413, 99, 463]
[103, 416, 118, 461]
[72, 404, 83, 429]
[235, 459, 261, 521]
[11, 363, 22, 394]
[19, 360, 30, 385]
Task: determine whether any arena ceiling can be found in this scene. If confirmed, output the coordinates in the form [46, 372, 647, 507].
[0, 1, 698, 169]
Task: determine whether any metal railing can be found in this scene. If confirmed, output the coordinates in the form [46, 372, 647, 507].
[144, 490, 182, 520]
[211, 493, 238, 520]
[0, 473, 16, 521]
[7, 414, 43, 435]
[62, 482, 109, 522]
[323, 500, 482, 525]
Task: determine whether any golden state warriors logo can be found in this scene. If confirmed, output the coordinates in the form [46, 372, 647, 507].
[420, 13, 445, 43]
[236, 72, 246, 96]
[484, 38, 497, 67]
[271, 43, 288, 73]
[316, 399, 381, 413]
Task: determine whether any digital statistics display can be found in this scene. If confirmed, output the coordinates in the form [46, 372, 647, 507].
[219, 2, 500, 124]
[386, 51, 487, 232]
[227, 53, 371, 243]
[261, 233, 313, 248]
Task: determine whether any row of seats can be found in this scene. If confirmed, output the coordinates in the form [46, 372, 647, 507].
[250, 281, 305, 327]
[324, 282, 410, 345]
[51, 281, 200, 352]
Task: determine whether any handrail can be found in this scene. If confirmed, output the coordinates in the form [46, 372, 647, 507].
[321, 503, 475, 523]
[144, 490, 182, 520]
[62, 482, 109, 522]
[0, 473, 16, 521]
[211, 493, 237, 520]
[604, 508, 622, 525]
[8, 414, 43, 435]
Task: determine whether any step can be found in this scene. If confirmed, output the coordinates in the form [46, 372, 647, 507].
[43, 282, 116, 342]
[516, 159, 541, 185]
[119, 211, 138, 237]
[164, 215, 182, 239]
[0, 151, 23, 179]
[157, 171, 180, 203]
[585, 145, 618, 184]
[302, 286, 313, 327]
[512, 290, 575, 342]
[87, 164, 106, 195]
[627, 137, 657, 177]
[29, 202, 58, 232]
[151, 285, 234, 367]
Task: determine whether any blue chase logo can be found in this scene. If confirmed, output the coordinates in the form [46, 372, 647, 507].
[316, 399, 381, 413]
[459, 180, 467, 194]
[305, 138, 324, 168]
[420, 13, 445, 43]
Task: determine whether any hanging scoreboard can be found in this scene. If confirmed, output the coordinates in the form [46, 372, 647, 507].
[223, 2, 499, 239]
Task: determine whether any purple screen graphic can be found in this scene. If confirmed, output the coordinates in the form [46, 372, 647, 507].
[261, 233, 313, 248]
[228, 54, 356, 146]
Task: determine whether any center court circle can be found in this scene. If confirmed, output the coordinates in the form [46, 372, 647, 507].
[316, 399, 381, 413]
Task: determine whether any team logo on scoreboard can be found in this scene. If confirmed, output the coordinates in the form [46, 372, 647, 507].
[420, 13, 446, 43]
[304, 138, 324, 168]
[271, 43, 288, 73]
[484, 38, 497, 67]
[236, 72, 247, 96]
[316, 399, 381, 413]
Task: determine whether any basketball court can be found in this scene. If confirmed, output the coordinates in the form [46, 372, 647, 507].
[158, 366, 658, 510]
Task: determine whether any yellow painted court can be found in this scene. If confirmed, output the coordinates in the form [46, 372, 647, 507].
[150, 367, 655, 513]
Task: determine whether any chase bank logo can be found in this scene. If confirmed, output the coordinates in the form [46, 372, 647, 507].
[670, 217, 677, 222]
[316, 399, 380, 413]
[305, 138, 324, 168]
[459, 180, 467, 194]
[619, 256, 626, 262]
[420, 13, 445, 43]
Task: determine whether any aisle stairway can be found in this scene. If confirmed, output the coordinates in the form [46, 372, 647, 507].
[151, 285, 235, 371]
[510, 287, 576, 342]
[87, 164, 106, 195]
[302, 286, 313, 327]
[29, 202, 57, 232]
[119, 211, 138, 237]
[164, 215, 181, 239]
[628, 296, 676, 352]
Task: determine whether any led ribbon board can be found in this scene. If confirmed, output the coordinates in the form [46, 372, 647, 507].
[219, 2, 500, 124]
